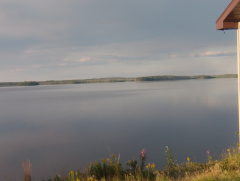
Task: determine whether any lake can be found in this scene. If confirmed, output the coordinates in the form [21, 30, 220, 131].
[0, 78, 238, 180]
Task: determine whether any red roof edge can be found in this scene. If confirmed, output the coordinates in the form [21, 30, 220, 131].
[216, 0, 240, 30]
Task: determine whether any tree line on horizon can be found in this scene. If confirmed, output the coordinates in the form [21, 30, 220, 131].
[0, 74, 237, 87]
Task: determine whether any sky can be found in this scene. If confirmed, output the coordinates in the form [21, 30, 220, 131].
[0, 0, 238, 82]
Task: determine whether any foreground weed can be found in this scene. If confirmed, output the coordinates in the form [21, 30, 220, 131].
[219, 148, 240, 172]
[165, 146, 176, 170]
[22, 159, 32, 181]
[163, 146, 178, 178]
[88, 154, 124, 180]
[145, 163, 156, 181]
[140, 149, 147, 172]
[126, 159, 138, 179]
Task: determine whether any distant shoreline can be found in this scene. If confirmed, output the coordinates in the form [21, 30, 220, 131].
[0, 74, 237, 87]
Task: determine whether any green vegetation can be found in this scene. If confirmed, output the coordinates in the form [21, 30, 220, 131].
[135, 74, 237, 81]
[0, 74, 237, 88]
[17, 81, 39, 86]
[38, 78, 136, 86]
[0, 81, 39, 87]
[21, 145, 240, 181]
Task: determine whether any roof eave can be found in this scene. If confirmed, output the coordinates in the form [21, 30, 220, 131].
[216, 21, 238, 30]
[216, 0, 240, 30]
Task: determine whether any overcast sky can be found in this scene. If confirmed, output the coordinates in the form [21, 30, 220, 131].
[0, 0, 238, 82]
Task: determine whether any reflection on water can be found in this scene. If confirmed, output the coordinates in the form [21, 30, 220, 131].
[0, 79, 238, 180]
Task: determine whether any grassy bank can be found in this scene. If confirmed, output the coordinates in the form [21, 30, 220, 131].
[1, 74, 237, 87]
[21, 145, 240, 181]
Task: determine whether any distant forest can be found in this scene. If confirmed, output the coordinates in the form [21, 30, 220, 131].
[135, 74, 237, 81]
[0, 74, 237, 87]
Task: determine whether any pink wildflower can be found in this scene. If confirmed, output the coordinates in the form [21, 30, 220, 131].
[140, 149, 146, 158]
[207, 150, 210, 155]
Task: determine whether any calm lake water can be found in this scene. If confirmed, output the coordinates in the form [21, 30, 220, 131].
[0, 79, 238, 180]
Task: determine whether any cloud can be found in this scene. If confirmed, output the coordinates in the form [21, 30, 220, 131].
[190, 51, 236, 58]
[32, 65, 41, 68]
[170, 54, 177, 58]
[58, 63, 67, 66]
[9, 68, 23, 73]
[77, 57, 91, 63]
[0, 0, 73, 43]
[199, 51, 230, 57]
[64, 57, 92, 64]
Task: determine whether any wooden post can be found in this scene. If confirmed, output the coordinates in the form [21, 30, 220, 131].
[216, 0, 240, 144]
[238, 22, 240, 143]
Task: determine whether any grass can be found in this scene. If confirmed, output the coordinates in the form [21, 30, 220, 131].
[22, 146, 240, 181]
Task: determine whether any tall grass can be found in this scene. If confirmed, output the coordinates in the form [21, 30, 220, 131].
[25, 146, 240, 181]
